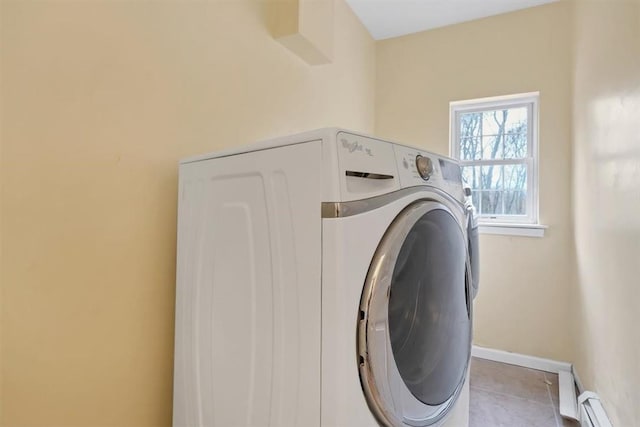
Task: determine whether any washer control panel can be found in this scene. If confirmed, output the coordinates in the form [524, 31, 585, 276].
[394, 144, 465, 202]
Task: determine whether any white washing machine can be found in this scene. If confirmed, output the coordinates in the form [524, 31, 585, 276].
[173, 128, 479, 427]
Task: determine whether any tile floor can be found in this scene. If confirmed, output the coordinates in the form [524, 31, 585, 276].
[469, 357, 580, 427]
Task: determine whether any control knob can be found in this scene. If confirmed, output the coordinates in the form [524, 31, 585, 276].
[416, 155, 434, 180]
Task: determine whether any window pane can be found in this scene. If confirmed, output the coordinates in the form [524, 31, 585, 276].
[480, 191, 503, 215]
[480, 165, 503, 191]
[459, 112, 482, 160]
[460, 137, 481, 160]
[482, 107, 527, 136]
[503, 191, 527, 215]
[503, 132, 527, 159]
[459, 112, 482, 138]
[462, 166, 481, 190]
[477, 106, 529, 160]
[482, 109, 507, 136]
[482, 134, 503, 160]
[503, 164, 527, 190]
[471, 190, 480, 211]
[504, 106, 528, 135]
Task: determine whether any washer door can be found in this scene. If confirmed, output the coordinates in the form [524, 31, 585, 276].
[358, 200, 471, 427]
[466, 206, 480, 299]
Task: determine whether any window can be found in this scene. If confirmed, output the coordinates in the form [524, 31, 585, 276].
[450, 93, 539, 227]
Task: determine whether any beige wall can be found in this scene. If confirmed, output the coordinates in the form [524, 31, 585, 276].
[0, 0, 374, 425]
[3, 0, 639, 425]
[375, 2, 575, 361]
[571, 0, 640, 425]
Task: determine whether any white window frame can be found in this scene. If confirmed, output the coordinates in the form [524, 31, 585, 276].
[450, 92, 541, 231]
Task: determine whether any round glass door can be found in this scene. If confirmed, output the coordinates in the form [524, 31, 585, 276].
[388, 208, 470, 406]
[358, 200, 471, 427]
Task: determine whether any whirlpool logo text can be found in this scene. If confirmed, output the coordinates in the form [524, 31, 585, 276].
[341, 138, 373, 156]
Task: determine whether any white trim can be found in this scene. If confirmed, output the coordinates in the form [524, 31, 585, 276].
[479, 223, 547, 238]
[559, 371, 579, 420]
[450, 92, 540, 109]
[572, 367, 585, 394]
[471, 345, 572, 373]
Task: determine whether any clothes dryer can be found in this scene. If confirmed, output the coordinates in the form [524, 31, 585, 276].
[173, 128, 478, 427]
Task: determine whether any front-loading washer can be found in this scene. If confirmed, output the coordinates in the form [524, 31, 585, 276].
[173, 128, 478, 427]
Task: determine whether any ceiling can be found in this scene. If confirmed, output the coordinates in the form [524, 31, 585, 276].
[346, 0, 560, 40]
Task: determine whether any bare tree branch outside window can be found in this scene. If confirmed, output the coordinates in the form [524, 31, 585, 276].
[458, 106, 529, 218]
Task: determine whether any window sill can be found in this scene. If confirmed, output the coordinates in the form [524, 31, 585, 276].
[478, 223, 547, 238]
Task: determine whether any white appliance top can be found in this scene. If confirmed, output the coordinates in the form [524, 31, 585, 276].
[181, 128, 466, 204]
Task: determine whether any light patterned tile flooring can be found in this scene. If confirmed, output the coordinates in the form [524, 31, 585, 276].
[469, 357, 580, 427]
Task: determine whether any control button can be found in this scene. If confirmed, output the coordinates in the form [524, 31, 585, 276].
[416, 155, 434, 180]
[402, 158, 409, 169]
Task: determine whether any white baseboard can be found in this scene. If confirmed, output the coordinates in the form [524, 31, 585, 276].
[572, 367, 585, 393]
[559, 370, 579, 420]
[472, 345, 572, 374]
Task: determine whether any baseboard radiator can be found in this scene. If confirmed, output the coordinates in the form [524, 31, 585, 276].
[578, 392, 613, 427]
[559, 371, 612, 427]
